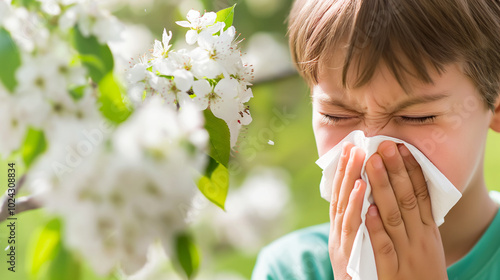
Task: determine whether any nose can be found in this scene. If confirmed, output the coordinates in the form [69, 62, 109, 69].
[363, 127, 384, 138]
[360, 118, 393, 138]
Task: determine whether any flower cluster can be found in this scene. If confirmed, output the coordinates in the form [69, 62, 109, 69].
[0, 0, 122, 158]
[28, 97, 208, 275]
[1, 1, 252, 277]
[127, 9, 254, 147]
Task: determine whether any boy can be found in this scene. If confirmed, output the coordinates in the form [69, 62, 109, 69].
[252, 0, 500, 279]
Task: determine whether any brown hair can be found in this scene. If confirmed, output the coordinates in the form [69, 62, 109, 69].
[287, 0, 500, 110]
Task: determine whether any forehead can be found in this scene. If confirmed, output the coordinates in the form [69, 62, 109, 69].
[314, 49, 464, 98]
[312, 55, 467, 112]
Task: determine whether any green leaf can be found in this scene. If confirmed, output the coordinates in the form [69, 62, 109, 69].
[0, 28, 21, 92]
[174, 232, 200, 280]
[76, 54, 107, 77]
[28, 218, 82, 280]
[69, 85, 87, 100]
[72, 27, 114, 83]
[45, 242, 81, 280]
[28, 219, 61, 277]
[203, 109, 230, 168]
[97, 73, 133, 124]
[197, 159, 229, 210]
[11, 0, 38, 7]
[22, 127, 47, 168]
[215, 4, 236, 31]
[204, 155, 219, 177]
[200, 110, 231, 209]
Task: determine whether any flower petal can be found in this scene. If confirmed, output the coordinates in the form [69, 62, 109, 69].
[173, 69, 193, 92]
[186, 10, 201, 23]
[175, 21, 191, 28]
[200, 12, 217, 27]
[203, 22, 225, 36]
[162, 29, 172, 48]
[192, 95, 209, 111]
[192, 79, 212, 97]
[214, 78, 239, 98]
[153, 39, 163, 58]
[185, 29, 198, 45]
[226, 120, 242, 148]
[211, 97, 239, 123]
[127, 63, 147, 84]
[240, 110, 252, 125]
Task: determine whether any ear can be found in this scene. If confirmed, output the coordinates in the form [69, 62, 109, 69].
[490, 95, 500, 132]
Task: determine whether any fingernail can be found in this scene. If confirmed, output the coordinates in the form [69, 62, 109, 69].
[398, 144, 410, 157]
[368, 205, 378, 216]
[350, 146, 357, 158]
[341, 142, 349, 156]
[371, 154, 384, 169]
[354, 180, 361, 190]
[383, 143, 396, 157]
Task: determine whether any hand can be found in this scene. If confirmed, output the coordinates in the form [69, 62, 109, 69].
[329, 142, 367, 280]
[365, 141, 448, 280]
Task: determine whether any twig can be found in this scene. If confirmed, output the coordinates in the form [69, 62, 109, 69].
[0, 174, 41, 223]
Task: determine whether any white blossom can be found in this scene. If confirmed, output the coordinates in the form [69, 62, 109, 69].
[27, 96, 208, 276]
[0, 93, 30, 158]
[41, 90, 104, 143]
[38, 0, 62, 15]
[175, 10, 224, 45]
[152, 28, 172, 59]
[58, 0, 123, 43]
[192, 77, 240, 122]
[189, 26, 237, 79]
[147, 70, 194, 109]
[127, 62, 149, 84]
[0, 1, 11, 26]
[127, 8, 254, 147]
[3, 6, 49, 52]
[16, 54, 65, 98]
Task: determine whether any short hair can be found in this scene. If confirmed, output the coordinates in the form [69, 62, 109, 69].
[287, 0, 500, 110]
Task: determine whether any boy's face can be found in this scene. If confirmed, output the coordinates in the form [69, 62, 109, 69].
[312, 55, 496, 194]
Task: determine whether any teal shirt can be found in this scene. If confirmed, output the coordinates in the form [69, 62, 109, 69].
[252, 191, 500, 280]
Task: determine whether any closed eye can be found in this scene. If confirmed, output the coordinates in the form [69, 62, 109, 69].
[398, 115, 437, 124]
[320, 114, 356, 125]
[320, 114, 437, 125]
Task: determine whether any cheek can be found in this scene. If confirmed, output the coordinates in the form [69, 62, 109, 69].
[424, 136, 483, 194]
[421, 142, 471, 193]
[312, 113, 352, 156]
[414, 114, 490, 193]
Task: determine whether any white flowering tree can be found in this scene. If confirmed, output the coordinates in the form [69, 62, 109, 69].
[0, 1, 253, 279]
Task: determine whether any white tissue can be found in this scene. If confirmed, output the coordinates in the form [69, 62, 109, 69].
[316, 130, 462, 280]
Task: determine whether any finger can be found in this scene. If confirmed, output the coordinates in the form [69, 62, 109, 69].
[398, 144, 434, 226]
[340, 179, 366, 257]
[330, 142, 355, 246]
[378, 141, 422, 234]
[334, 146, 365, 245]
[330, 142, 355, 221]
[366, 204, 398, 277]
[365, 152, 408, 247]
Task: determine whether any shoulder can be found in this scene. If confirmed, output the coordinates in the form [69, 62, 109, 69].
[447, 190, 500, 279]
[252, 222, 334, 280]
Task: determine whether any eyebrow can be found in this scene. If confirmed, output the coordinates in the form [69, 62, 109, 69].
[314, 92, 450, 113]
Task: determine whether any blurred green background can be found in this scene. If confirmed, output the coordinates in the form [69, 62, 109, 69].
[1, 0, 499, 279]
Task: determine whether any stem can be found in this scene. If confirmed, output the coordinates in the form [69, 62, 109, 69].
[0, 174, 41, 223]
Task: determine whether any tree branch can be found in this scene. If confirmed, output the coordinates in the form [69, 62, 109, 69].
[0, 174, 41, 223]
